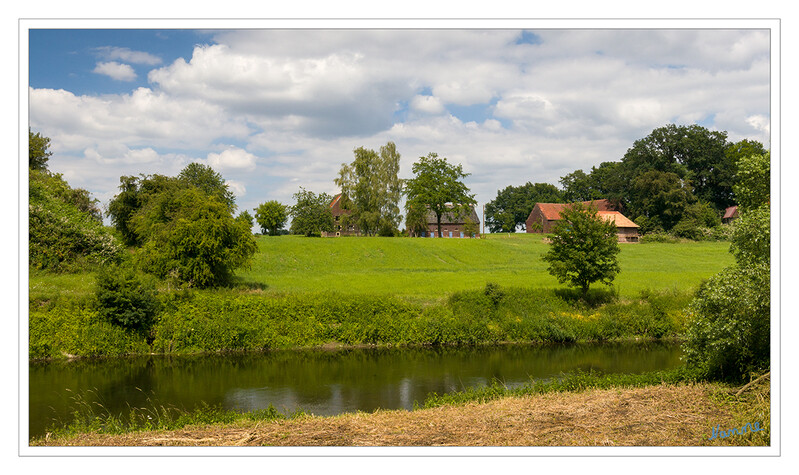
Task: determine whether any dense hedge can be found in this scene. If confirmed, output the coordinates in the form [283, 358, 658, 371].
[30, 285, 693, 359]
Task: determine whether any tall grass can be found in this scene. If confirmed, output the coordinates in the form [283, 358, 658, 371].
[30, 283, 696, 359]
[37, 387, 303, 440]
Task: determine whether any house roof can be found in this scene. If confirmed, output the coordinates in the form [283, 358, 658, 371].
[530, 200, 637, 228]
[534, 199, 616, 220]
[597, 211, 639, 228]
[425, 204, 480, 225]
[330, 193, 342, 208]
[723, 206, 738, 219]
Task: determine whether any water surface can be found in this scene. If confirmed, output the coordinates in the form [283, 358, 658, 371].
[29, 341, 683, 438]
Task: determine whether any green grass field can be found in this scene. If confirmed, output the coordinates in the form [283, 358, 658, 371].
[29, 233, 735, 304]
[237, 233, 734, 300]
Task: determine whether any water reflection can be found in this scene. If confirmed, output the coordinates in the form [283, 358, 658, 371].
[29, 341, 683, 438]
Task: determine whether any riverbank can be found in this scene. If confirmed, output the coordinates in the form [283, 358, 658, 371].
[32, 378, 770, 447]
[29, 284, 694, 360]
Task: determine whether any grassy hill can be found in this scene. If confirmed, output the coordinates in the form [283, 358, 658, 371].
[29, 233, 735, 304]
[238, 233, 734, 300]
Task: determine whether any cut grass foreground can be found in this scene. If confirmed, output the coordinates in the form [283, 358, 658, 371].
[32, 369, 770, 447]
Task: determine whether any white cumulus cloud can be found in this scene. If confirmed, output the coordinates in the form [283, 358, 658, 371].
[410, 95, 445, 114]
[94, 46, 163, 65]
[93, 61, 137, 81]
[205, 148, 258, 172]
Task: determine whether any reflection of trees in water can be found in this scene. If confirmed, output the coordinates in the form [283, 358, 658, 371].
[30, 342, 682, 437]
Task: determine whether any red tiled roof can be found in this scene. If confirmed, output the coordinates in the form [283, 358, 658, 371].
[535, 199, 615, 220]
[532, 200, 637, 228]
[723, 206, 738, 219]
[330, 193, 342, 208]
[536, 203, 570, 220]
[597, 211, 639, 228]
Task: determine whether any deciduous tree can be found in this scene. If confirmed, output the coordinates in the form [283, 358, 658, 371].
[404, 153, 476, 238]
[620, 124, 732, 210]
[684, 151, 771, 381]
[542, 203, 621, 297]
[289, 188, 335, 237]
[29, 129, 52, 171]
[254, 200, 288, 236]
[135, 187, 256, 288]
[334, 141, 403, 235]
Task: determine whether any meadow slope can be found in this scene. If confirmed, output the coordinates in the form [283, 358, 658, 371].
[237, 234, 734, 300]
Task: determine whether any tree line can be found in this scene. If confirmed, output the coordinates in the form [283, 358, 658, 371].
[254, 143, 476, 239]
[484, 124, 767, 238]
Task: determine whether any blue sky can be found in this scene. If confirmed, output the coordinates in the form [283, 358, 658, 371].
[26, 24, 773, 230]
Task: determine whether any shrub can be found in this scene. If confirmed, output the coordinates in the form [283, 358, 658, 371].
[29, 305, 150, 359]
[95, 263, 159, 332]
[135, 187, 257, 288]
[683, 263, 770, 381]
[29, 169, 122, 272]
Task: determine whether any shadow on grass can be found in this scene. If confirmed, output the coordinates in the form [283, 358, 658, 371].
[226, 279, 269, 291]
[553, 287, 618, 308]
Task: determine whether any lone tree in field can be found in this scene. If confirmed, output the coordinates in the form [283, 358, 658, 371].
[542, 202, 621, 297]
[404, 152, 475, 237]
[254, 200, 288, 236]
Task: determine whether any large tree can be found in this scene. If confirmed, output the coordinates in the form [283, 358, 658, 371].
[684, 151, 770, 381]
[135, 187, 256, 288]
[334, 141, 402, 235]
[178, 162, 237, 212]
[485, 182, 563, 233]
[106, 164, 255, 287]
[620, 124, 732, 210]
[542, 203, 621, 297]
[254, 200, 289, 236]
[628, 170, 696, 232]
[29, 129, 52, 171]
[404, 153, 476, 237]
[289, 188, 335, 237]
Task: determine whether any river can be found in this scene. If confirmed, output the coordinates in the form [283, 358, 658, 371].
[28, 341, 683, 439]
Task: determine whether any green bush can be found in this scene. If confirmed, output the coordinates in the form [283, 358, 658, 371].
[683, 263, 770, 381]
[683, 151, 770, 381]
[95, 263, 159, 332]
[29, 305, 150, 359]
[29, 169, 122, 272]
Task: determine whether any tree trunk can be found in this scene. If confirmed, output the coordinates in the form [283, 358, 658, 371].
[436, 214, 442, 237]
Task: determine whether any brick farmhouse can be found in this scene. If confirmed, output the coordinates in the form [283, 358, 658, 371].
[322, 193, 358, 237]
[525, 199, 640, 243]
[411, 204, 481, 238]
